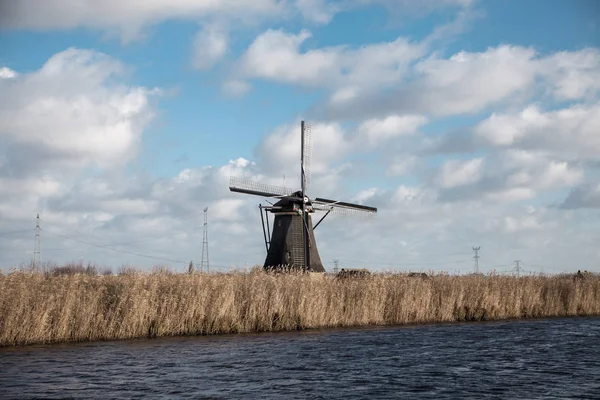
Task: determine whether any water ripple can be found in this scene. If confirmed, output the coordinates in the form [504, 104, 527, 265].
[1, 317, 600, 399]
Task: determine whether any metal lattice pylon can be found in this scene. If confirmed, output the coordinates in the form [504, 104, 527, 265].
[33, 213, 41, 268]
[201, 207, 209, 272]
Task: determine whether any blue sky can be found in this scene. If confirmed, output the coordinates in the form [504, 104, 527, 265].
[1, 0, 599, 273]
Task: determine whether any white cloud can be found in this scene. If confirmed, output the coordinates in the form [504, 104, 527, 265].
[294, 0, 339, 24]
[256, 121, 352, 181]
[101, 199, 159, 215]
[317, 46, 600, 121]
[0, 0, 473, 39]
[237, 29, 338, 84]
[0, 48, 158, 240]
[0, 176, 63, 198]
[0, 0, 287, 41]
[504, 215, 546, 233]
[211, 199, 249, 221]
[222, 80, 252, 97]
[434, 146, 587, 204]
[437, 158, 484, 188]
[387, 155, 418, 176]
[483, 187, 536, 203]
[475, 102, 600, 161]
[412, 45, 538, 116]
[536, 161, 584, 190]
[330, 87, 359, 104]
[358, 115, 427, 145]
[391, 185, 422, 204]
[353, 187, 381, 204]
[234, 28, 424, 91]
[0, 48, 159, 169]
[192, 25, 229, 70]
[0, 67, 18, 79]
[540, 48, 600, 101]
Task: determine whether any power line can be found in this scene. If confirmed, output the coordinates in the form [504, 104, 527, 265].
[0, 228, 34, 235]
[41, 228, 188, 265]
[336, 258, 471, 267]
[42, 225, 187, 248]
[480, 264, 514, 270]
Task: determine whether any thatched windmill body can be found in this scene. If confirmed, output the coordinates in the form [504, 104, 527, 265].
[229, 121, 377, 272]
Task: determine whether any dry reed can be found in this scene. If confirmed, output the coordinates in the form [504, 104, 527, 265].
[1, 267, 599, 346]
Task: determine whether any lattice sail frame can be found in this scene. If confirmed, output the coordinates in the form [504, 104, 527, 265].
[302, 122, 312, 191]
[312, 203, 377, 219]
[229, 176, 295, 197]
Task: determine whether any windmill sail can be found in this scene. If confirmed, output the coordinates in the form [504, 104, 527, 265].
[312, 197, 377, 218]
[229, 176, 293, 198]
[301, 122, 312, 192]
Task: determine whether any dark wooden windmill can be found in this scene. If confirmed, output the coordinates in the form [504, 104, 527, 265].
[229, 121, 377, 272]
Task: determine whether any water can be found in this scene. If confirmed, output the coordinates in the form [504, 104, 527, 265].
[1, 317, 600, 399]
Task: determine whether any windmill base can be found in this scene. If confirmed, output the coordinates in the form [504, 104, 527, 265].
[264, 213, 325, 272]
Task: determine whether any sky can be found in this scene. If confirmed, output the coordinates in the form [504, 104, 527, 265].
[0, 0, 599, 274]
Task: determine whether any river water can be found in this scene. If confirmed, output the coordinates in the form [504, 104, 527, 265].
[1, 317, 599, 399]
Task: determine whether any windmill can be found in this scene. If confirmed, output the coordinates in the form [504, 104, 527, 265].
[229, 121, 377, 272]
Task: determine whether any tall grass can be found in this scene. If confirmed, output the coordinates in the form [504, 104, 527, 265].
[1, 267, 599, 346]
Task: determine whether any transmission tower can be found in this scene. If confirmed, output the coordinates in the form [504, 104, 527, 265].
[33, 213, 41, 268]
[201, 207, 209, 272]
[333, 259, 339, 274]
[472, 246, 480, 274]
[514, 260, 521, 277]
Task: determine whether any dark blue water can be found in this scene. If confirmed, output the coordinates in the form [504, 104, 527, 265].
[1, 317, 600, 399]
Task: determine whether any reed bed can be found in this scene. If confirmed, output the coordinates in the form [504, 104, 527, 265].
[1, 267, 599, 346]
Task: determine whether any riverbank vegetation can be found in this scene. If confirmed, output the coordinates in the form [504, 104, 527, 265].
[1, 264, 599, 346]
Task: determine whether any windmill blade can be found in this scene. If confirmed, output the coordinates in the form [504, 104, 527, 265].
[313, 197, 377, 213]
[302, 122, 312, 191]
[312, 205, 376, 218]
[313, 197, 377, 218]
[229, 176, 294, 198]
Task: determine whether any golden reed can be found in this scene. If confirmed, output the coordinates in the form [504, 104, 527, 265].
[1, 267, 599, 346]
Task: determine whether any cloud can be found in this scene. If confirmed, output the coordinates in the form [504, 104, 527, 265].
[475, 102, 600, 161]
[222, 80, 252, 97]
[434, 149, 585, 204]
[358, 115, 427, 146]
[0, 0, 475, 34]
[191, 25, 229, 70]
[308, 45, 600, 121]
[387, 155, 419, 177]
[539, 48, 600, 101]
[359, 0, 475, 14]
[0, 0, 287, 42]
[0, 48, 159, 170]
[560, 183, 600, 209]
[536, 161, 584, 190]
[0, 67, 18, 79]
[0, 48, 158, 231]
[294, 0, 339, 24]
[437, 158, 484, 189]
[233, 28, 424, 91]
[321, 45, 540, 119]
[236, 29, 339, 85]
[352, 187, 383, 204]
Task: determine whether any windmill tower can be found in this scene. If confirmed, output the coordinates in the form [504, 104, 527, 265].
[229, 121, 377, 272]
